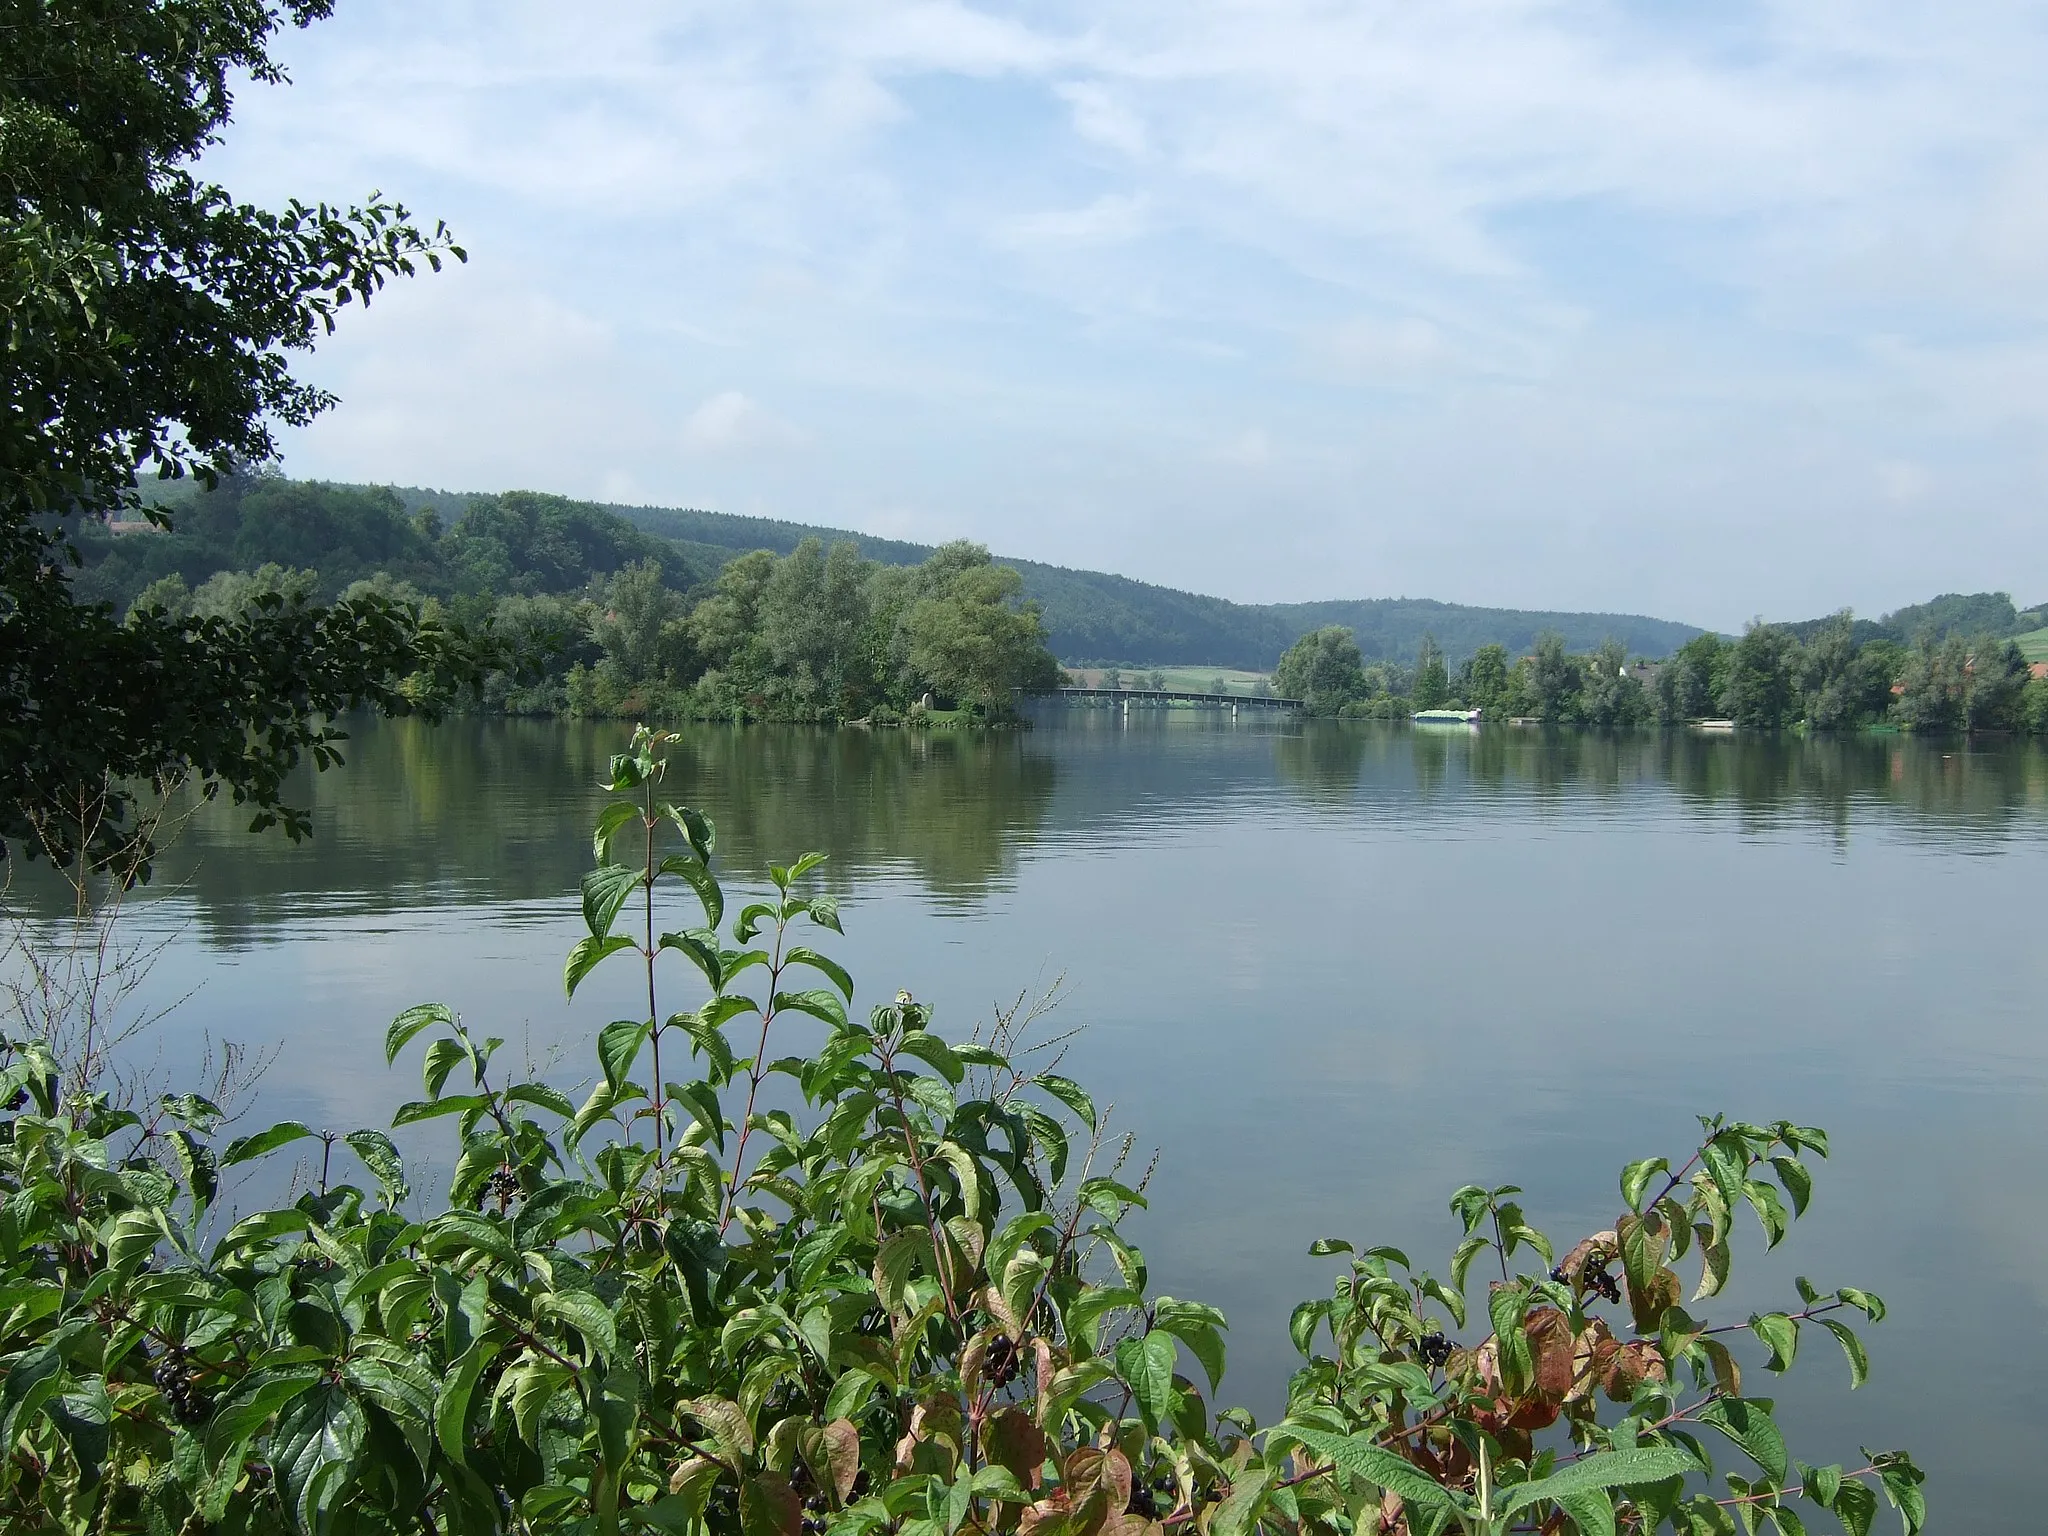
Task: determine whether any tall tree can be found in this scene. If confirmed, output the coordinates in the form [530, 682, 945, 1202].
[1529, 631, 1583, 723]
[1412, 633, 1449, 709]
[3, 0, 487, 872]
[1721, 623, 1799, 729]
[1274, 626, 1366, 715]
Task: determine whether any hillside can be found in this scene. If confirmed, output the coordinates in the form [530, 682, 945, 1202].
[117, 477, 1714, 665]
[592, 500, 1705, 665]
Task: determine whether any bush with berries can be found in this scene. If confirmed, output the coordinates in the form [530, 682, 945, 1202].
[0, 728, 1924, 1535]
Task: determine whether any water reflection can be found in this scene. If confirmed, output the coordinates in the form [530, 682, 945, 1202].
[11, 718, 2045, 933]
[5, 712, 2048, 1522]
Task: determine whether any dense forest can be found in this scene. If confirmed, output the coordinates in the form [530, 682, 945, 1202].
[79, 474, 2047, 735]
[126, 476, 1711, 665]
[1274, 616, 2048, 732]
[80, 472, 1062, 724]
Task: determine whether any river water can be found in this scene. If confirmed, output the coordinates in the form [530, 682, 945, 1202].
[9, 711, 2046, 1528]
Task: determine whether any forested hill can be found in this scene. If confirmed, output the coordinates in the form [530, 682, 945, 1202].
[107, 475, 1713, 665]
[600, 501, 1704, 665]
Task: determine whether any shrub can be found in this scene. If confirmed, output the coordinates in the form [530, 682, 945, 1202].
[0, 728, 1923, 1535]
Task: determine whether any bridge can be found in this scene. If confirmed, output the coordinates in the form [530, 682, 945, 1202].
[1050, 686, 1304, 711]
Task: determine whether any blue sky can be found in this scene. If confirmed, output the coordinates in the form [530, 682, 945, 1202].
[214, 0, 2048, 630]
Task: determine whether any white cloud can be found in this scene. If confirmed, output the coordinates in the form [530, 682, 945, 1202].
[995, 194, 1149, 249]
[228, 0, 2048, 625]
[679, 392, 806, 457]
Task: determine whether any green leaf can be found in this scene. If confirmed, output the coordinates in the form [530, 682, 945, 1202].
[505, 1081, 576, 1118]
[1831, 1479, 1877, 1536]
[660, 929, 724, 991]
[1496, 1446, 1704, 1516]
[582, 862, 641, 939]
[206, 1366, 323, 1465]
[1277, 1426, 1456, 1509]
[600, 1018, 651, 1092]
[1877, 1461, 1926, 1536]
[895, 1032, 963, 1084]
[1700, 1398, 1789, 1483]
[1065, 1286, 1143, 1352]
[385, 1002, 455, 1064]
[773, 988, 848, 1030]
[344, 1130, 408, 1205]
[1307, 1238, 1353, 1256]
[539, 1288, 619, 1358]
[1152, 1306, 1227, 1392]
[423, 1037, 466, 1098]
[784, 945, 853, 1002]
[931, 1140, 983, 1219]
[272, 1382, 368, 1533]
[1450, 1236, 1489, 1293]
[1559, 1488, 1617, 1536]
[592, 799, 642, 863]
[168, 1129, 217, 1211]
[221, 1120, 315, 1166]
[1701, 1132, 1749, 1217]
[825, 1368, 879, 1423]
[392, 1093, 490, 1126]
[668, 1079, 728, 1153]
[658, 853, 726, 929]
[566, 934, 637, 997]
[1816, 1317, 1869, 1389]
[1835, 1287, 1886, 1323]
[1114, 1330, 1178, 1429]
[1744, 1179, 1789, 1247]
[1769, 1157, 1813, 1218]
[1751, 1312, 1800, 1372]
[1037, 1074, 1096, 1130]
[807, 895, 842, 932]
[1621, 1157, 1669, 1212]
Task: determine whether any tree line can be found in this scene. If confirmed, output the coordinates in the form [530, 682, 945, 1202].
[1275, 618, 2048, 732]
[98, 473, 1063, 725]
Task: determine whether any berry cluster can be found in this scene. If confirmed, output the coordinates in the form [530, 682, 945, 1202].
[5, 1089, 27, 1112]
[1417, 1331, 1455, 1369]
[985, 1334, 1020, 1388]
[476, 1167, 522, 1210]
[1553, 1259, 1621, 1303]
[152, 1346, 210, 1426]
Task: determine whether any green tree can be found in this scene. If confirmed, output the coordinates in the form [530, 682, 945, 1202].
[1274, 626, 1366, 715]
[1413, 633, 1449, 709]
[902, 552, 1061, 714]
[3, 0, 486, 872]
[1529, 631, 1583, 723]
[1457, 642, 1511, 717]
[1721, 623, 1800, 729]
[589, 559, 689, 687]
[1655, 632, 1727, 723]
[1965, 638, 2030, 732]
[1892, 636, 1970, 732]
[1578, 638, 1650, 729]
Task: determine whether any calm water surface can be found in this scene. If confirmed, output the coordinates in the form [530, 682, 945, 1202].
[11, 712, 2048, 1530]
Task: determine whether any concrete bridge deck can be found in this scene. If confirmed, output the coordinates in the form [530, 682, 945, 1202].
[1051, 687, 1304, 710]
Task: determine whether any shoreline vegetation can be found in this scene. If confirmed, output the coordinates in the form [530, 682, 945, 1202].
[72, 471, 2048, 737]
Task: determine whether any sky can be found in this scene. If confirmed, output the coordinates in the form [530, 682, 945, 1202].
[210, 0, 2048, 631]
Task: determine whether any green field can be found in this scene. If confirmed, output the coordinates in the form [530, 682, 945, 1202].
[2014, 627, 2048, 662]
[1067, 665, 1273, 695]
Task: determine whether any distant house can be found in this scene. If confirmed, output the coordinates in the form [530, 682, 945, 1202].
[1627, 661, 1662, 691]
[2032, 662, 2048, 681]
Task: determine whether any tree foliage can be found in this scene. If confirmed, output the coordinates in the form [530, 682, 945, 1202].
[0, 728, 1923, 1534]
[1, 0, 494, 873]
